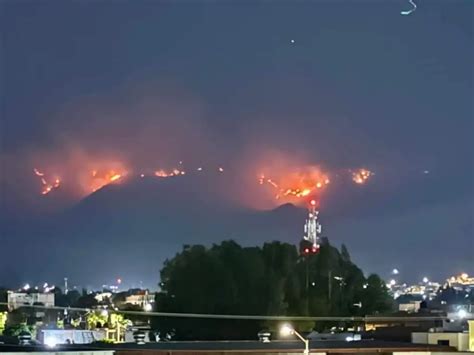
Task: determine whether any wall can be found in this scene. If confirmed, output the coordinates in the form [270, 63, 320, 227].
[412, 332, 469, 351]
[1, 352, 113, 355]
[7, 292, 55, 310]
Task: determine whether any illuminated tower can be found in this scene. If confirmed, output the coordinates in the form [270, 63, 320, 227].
[302, 199, 322, 254]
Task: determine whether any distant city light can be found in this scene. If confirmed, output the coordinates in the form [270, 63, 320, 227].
[280, 323, 294, 336]
[457, 309, 468, 319]
[392, 268, 399, 275]
[389, 279, 396, 286]
[22, 283, 30, 291]
[422, 277, 429, 283]
[44, 337, 58, 348]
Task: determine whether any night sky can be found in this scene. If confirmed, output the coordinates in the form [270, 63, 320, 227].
[1, 0, 473, 289]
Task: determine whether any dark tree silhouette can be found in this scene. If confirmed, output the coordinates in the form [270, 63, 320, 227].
[153, 240, 393, 339]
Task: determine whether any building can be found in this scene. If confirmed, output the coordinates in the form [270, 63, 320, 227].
[7, 291, 54, 310]
[412, 320, 474, 352]
[447, 273, 474, 291]
[124, 290, 155, 309]
[412, 331, 470, 351]
[38, 329, 106, 346]
[399, 301, 422, 313]
[94, 292, 113, 303]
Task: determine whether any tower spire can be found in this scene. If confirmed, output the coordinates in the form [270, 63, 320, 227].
[303, 199, 322, 253]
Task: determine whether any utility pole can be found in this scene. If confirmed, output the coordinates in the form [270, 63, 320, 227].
[328, 270, 332, 301]
[305, 256, 309, 315]
[305, 256, 309, 291]
[64, 277, 68, 295]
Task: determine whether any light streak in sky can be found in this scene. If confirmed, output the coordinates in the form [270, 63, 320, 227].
[401, 0, 417, 16]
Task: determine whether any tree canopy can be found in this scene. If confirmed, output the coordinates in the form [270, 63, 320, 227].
[153, 239, 393, 340]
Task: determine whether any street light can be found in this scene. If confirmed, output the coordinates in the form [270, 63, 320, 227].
[280, 323, 309, 355]
[44, 336, 58, 348]
[457, 309, 468, 319]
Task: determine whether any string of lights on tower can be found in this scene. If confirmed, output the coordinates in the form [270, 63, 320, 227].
[301, 199, 322, 255]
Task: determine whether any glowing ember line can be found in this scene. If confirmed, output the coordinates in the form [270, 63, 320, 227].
[31, 161, 375, 200]
[34, 168, 44, 177]
[110, 174, 121, 182]
[33, 168, 61, 195]
[87, 169, 128, 192]
[401, 0, 417, 15]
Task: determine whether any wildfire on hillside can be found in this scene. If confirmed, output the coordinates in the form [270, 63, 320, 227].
[33, 168, 61, 195]
[351, 168, 373, 184]
[258, 167, 331, 200]
[32, 159, 374, 202]
[89, 169, 127, 192]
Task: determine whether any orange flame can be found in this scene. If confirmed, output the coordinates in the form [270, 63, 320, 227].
[110, 174, 121, 182]
[154, 168, 186, 177]
[258, 167, 331, 200]
[352, 168, 372, 184]
[88, 169, 127, 192]
[33, 168, 61, 195]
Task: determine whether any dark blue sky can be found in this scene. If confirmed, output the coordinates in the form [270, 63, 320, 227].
[1, 0, 473, 288]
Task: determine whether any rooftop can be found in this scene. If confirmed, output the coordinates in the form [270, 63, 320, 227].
[0, 339, 454, 353]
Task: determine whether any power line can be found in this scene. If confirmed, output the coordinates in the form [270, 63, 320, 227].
[0, 302, 462, 322]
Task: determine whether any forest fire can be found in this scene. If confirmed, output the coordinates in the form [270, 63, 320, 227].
[33, 168, 61, 195]
[154, 168, 185, 177]
[352, 168, 373, 184]
[258, 168, 331, 200]
[89, 169, 127, 192]
[32, 159, 374, 201]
